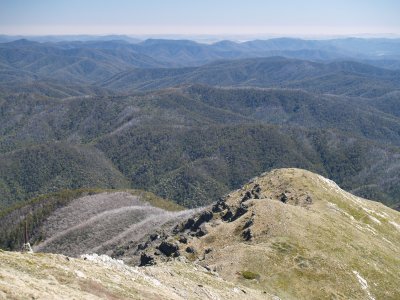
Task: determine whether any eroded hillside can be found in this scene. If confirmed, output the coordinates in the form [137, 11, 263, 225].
[33, 192, 195, 256]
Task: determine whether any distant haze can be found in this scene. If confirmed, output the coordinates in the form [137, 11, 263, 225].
[0, 0, 399, 37]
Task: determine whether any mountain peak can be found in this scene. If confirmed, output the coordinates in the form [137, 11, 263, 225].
[130, 168, 400, 299]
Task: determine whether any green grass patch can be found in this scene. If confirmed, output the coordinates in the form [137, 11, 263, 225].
[241, 270, 260, 280]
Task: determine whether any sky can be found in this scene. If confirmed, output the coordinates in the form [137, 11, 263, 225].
[0, 0, 399, 37]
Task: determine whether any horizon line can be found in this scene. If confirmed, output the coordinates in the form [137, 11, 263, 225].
[1, 33, 400, 40]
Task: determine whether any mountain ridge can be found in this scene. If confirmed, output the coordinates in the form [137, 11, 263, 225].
[1, 168, 399, 299]
[123, 168, 400, 299]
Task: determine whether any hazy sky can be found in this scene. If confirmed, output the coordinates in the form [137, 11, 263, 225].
[1, 0, 399, 36]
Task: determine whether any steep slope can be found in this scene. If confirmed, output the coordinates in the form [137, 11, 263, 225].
[0, 189, 184, 252]
[130, 168, 400, 299]
[97, 125, 400, 208]
[33, 192, 192, 257]
[1, 86, 400, 209]
[0, 143, 130, 209]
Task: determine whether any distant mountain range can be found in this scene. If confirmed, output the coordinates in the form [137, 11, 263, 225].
[1, 37, 400, 85]
[101, 57, 400, 97]
[0, 37, 399, 212]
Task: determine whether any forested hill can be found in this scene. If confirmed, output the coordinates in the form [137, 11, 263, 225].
[101, 57, 400, 97]
[1, 85, 400, 210]
[1, 38, 400, 211]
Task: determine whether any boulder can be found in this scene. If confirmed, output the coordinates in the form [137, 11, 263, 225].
[184, 218, 195, 230]
[222, 209, 233, 221]
[242, 228, 253, 241]
[137, 242, 148, 251]
[241, 191, 252, 202]
[231, 204, 249, 221]
[139, 253, 155, 266]
[149, 233, 160, 241]
[195, 224, 208, 237]
[157, 241, 179, 257]
[280, 193, 288, 203]
[212, 198, 228, 212]
[179, 235, 188, 244]
[185, 246, 196, 253]
[193, 211, 213, 229]
[243, 218, 254, 229]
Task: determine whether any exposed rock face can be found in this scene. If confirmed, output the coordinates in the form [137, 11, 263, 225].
[193, 211, 213, 229]
[242, 184, 262, 202]
[212, 197, 229, 212]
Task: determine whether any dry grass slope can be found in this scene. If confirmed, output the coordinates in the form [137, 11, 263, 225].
[185, 169, 400, 299]
[136, 168, 400, 300]
[0, 251, 269, 300]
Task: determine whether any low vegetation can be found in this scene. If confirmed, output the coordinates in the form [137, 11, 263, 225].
[0, 188, 183, 251]
[241, 271, 260, 280]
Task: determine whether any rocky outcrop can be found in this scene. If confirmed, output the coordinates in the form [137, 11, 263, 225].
[140, 253, 155, 266]
[157, 241, 180, 257]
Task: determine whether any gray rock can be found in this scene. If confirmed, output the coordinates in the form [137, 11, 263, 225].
[137, 242, 148, 251]
[193, 211, 213, 230]
[196, 224, 208, 237]
[150, 233, 160, 241]
[179, 235, 188, 244]
[212, 198, 228, 212]
[184, 218, 195, 230]
[185, 246, 196, 253]
[280, 193, 288, 203]
[242, 228, 253, 241]
[157, 241, 179, 257]
[241, 191, 252, 202]
[222, 209, 233, 221]
[139, 253, 155, 266]
[231, 204, 248, 221]
[243, 218, 254, 229]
